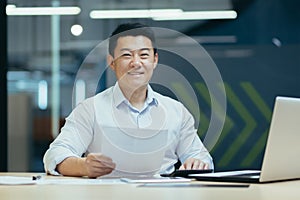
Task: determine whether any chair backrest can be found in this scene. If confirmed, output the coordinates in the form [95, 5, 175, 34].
[149, 83, 178, 101]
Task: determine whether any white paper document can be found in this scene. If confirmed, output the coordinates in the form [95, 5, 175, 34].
[37, 177, 125, 185]
[120, 177, 192, 184]
[0, 176, 36, 185]
[100, 127, 170, 175]
[190, 170, 261, 177]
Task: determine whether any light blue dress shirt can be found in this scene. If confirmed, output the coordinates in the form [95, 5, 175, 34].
[43, 82, 213, 176]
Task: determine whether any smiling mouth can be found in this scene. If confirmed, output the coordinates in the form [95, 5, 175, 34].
[128, 71, 144, 75]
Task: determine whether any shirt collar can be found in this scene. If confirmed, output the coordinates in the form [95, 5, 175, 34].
[113, 82, 158, 108]
[146, 84, 158, 106]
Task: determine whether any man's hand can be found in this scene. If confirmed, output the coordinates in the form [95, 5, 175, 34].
[84, 153, 116, 178]
[179, 158, 209, 170]
[56, 153, 116, 178]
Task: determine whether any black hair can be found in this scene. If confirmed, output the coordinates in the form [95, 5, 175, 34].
[108, 23, 157, 56]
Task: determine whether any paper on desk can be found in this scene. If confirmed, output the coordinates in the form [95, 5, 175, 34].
[190, 170, 261, 177]
[0, 176, 36, 185]
[37, 177, 126, 185]
[120, 177, 192, 184]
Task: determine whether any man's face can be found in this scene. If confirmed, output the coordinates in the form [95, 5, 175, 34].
[108, 35, 158, 92]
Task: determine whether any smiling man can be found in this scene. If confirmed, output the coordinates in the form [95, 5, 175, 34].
[107, 34, 158, 110]
[43, 23, 213, 178]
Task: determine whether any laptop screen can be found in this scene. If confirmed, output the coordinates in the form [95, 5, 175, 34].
[259, 96, 300, 182]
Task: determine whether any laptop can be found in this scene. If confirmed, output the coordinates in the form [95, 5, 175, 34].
[190, 96, 300, 183]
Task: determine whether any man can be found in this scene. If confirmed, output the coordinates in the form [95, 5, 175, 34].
[43, 23, 213, 178]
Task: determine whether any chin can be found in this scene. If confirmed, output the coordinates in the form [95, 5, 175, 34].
[128, 82, 148, 90]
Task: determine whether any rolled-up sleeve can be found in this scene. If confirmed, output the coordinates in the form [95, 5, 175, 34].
[176, 105, 214, 169]
[43, 100, 95, 175]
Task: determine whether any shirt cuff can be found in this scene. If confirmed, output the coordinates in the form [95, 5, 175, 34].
[43, 149, 80, 176]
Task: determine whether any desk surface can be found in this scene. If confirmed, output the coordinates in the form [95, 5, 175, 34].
[0, 173, 300, 200]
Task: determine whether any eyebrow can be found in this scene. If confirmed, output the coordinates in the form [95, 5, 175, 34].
[120, 48, 152, 52]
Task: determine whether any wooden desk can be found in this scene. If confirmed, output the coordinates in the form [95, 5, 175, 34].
[0, 173, 300, 200]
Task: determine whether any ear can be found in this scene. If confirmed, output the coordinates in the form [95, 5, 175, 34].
[107, 54, 115, 71]
[153, 53, 159, 69]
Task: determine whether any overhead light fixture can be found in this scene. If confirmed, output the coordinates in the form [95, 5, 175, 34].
[89, 9, 237, 20]
[6, 4, 81, 16]
[90, 9, 183, 19]
[71, 24, 83, 36]
[153, 10, 237, 21]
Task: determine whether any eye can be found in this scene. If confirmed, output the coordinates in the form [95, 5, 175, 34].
[140, 52, 150, 58]
[121, 53, 132, 58]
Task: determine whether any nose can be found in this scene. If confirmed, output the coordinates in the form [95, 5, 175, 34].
[131, 54, 141, 68]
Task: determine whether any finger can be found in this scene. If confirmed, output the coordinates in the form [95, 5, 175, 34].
[89, 154, 115, 168]
[91, 159, 116, 169]
[85, 156, 115, 170]
[98, 155, 113, 163]
[184, 161, 193, 170]
[197, 161, 204, 169]
[100, 160, 116, 169]
[192, 160, 201, 169]
[90, 153, 113, 163]
[87, 164, 115, 178]
[91, 165, 115, 174]
[88, 168, 114, 178]
[200, 162, 210, 170]
[179, 165, 185, 170]
[203, 163, 209, 169]
[95, 156, 115, 168]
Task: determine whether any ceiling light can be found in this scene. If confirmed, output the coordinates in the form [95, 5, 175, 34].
[90, 9, 183, 19]
[89, 9, 237, 20]
[6, 4, 81, 16]
[153, 10, 237, 21]
[71, 24, 83, 36]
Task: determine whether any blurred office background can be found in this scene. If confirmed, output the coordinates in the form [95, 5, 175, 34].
[1, 0, 299, 172]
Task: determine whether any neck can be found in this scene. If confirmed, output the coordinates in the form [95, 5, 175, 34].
[119, 84, 148, 110]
